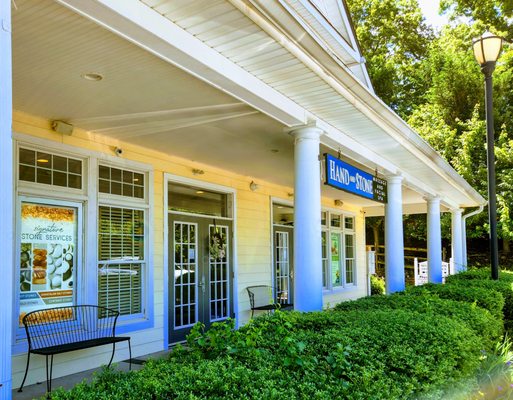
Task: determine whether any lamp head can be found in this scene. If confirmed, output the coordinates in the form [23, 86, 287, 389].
[473, 31, 503, 66]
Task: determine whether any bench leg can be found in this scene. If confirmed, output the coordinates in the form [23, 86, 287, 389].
[107, 342, 116, 368]
[17, 351, 31, 392]
[128, 339, 132, 371]
[45, 354, 54, 396]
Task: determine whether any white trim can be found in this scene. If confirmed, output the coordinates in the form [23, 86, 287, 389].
[0, 0, 13, 392]
[14, 132, 153, 172]
[168, 210, 232, 221]
[171, 220, 199, 330]
[166, 175, 237, 197]
[56, 0, 307, 127]
[163, 173, 238, 340]
[16, 141, 88, 197]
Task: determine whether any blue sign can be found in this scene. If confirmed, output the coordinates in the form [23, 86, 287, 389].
[324, 154, 387, 203]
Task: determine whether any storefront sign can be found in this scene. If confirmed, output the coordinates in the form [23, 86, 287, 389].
[324, 154, 387, 203]
[19, 202, 77, 324]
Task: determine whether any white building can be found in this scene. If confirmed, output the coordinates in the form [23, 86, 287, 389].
[0, 0, 484, 397]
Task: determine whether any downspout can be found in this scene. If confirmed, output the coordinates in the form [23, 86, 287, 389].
[461, 205, 485, 269]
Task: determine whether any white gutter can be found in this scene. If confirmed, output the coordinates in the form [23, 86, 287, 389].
[231, 0, 484, 206]
[461, 205, 485, 268]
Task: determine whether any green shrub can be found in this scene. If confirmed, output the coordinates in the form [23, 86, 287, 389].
[370, 275, 385, 295]
[447, 269, 513, 329]
[47, 309, 482, 400]
[406, 282, 505, 320]
[333, 293, 503, 350]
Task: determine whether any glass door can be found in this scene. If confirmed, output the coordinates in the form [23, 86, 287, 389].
[273, 226, 294, 304]
[168, 215, 233, 343]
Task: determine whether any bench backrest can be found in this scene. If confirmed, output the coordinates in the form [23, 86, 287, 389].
[22, 305, 120, 351]
[246, 285, 274, 308]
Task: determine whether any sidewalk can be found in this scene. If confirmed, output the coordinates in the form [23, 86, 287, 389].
[12, 350, 170, 400]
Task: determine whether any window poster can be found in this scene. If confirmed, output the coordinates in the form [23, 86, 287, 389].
[331, 233, 341, 286]
[19, 201, 78, 325]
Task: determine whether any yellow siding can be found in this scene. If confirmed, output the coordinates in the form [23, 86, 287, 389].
[11, 111, 368, 385]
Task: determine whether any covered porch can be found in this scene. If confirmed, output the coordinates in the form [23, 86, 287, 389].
[0, 0, 484, 397]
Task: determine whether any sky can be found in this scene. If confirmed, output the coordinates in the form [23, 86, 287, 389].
[418, 0, 449, 29]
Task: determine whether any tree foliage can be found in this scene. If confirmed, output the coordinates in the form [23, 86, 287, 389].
[347, 0, 513, 247]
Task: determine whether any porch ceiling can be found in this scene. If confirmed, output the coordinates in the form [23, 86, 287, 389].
[11, 0, 463, 211]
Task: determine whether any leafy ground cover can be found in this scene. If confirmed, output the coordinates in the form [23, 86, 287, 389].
[47, 269, 513, 399]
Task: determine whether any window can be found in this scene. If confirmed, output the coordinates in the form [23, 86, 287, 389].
[99, 165, 144, 199]
[169, 183, 230, 217]
[98, 164, 148, 318]
[14, 141, 153, 346]
[19, 148, 82, 189]
[345, 234, 355, 285]
[321, 231, 328, 288]
[323, 212, 356, 290]
[98, 206, 144, 316]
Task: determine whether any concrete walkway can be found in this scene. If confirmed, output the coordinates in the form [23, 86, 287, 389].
[12, 350, 170, 400]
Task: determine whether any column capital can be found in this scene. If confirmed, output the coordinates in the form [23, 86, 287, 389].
[451, 208, 463, 215]
[287, 121, 323, 139]
[385, 175, 403, 184]
[424, 195, 440, 204]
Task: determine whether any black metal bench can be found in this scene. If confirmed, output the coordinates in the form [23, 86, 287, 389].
[246, 285, 293, 318]
[18, 305, 131, 395]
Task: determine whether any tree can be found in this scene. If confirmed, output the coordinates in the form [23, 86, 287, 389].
[349, 0, 513, 259]
[346, 0, 433, 117]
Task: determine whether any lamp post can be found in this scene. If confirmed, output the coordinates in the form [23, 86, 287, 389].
[472, 31, 503, 280]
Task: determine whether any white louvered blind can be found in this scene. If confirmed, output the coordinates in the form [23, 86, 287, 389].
[98, 206, 144, 316]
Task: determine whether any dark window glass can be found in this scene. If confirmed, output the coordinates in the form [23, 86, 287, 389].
[53, 156, 67, 172]
[19, 165, 35, 182]
[19, 149, 35, 165]
[36, 168, 51, 185]
[68, 159, 81, 174]
[53, 171, 67, 187]
[168, 183, 229, 217]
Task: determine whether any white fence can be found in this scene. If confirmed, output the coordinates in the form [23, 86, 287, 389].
[414, 258, 455, 286]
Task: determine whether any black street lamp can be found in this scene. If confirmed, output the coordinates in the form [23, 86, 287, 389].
[472, 31, 504, 280]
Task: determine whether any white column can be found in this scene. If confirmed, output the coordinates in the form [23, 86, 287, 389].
[451, 209, 463, 273]
[0, 0, 13, 397]
[385, 176, 405, 293]
[292, 124, 323, 311]
[427, 197, 442, 283]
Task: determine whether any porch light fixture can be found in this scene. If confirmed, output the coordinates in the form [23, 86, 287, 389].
[249, 181, 259, 191]
[81, 72, 103, 81]
[192, 169, 204, 176]
[334, 199, 344, 207]
[472, 31, 504, 280]
[196, 190, 204, 194]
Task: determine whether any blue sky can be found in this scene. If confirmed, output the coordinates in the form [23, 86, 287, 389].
[418, 0, 448, 28]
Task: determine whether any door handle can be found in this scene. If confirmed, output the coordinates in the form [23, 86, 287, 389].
[198, 276, 206, 294]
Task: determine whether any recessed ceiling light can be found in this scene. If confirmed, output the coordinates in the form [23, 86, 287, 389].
[82, 73, 103, 81]
[277, 206, 284, 209]
[133, 178, 139, 182]
[196, 190, 205, 194]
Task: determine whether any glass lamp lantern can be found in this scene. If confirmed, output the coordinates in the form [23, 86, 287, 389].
[473, 31, 503, 65]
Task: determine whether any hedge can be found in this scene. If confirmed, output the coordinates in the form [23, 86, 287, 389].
[48, 309, 482, 400]
[446, 269, 513, 329]
[406, 281, 505, 320]
[45, 268, 512, 400]
[332, 293, 502, 350]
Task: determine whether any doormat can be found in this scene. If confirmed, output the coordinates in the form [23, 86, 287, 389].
[124, 358, 147, 365]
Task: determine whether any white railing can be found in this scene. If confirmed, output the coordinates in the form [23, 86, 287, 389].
[414, 258, 455, 286]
